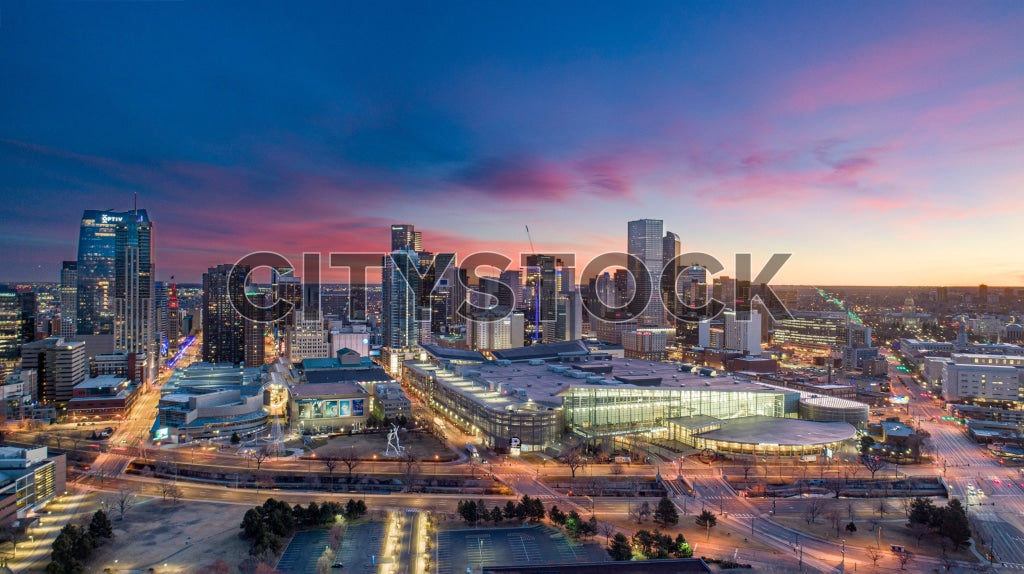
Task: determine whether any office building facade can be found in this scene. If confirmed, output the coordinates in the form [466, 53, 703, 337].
[627, 219, 664, 326]
[20, 336, 87, 403]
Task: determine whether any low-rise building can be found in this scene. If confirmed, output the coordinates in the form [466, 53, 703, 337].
[372, 382, 411, 422]
[67, 374, 139, 421]
[288, 381, 370, 434]
[0, 446, 66, 526]
[154, 386, 268, 443]
[90, 350, 148, 385]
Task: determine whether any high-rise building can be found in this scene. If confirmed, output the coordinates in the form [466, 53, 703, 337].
[113, 210, 156, 380]
[60, 261, 77, 337]
[0, 287, 20, 378]
[627, 219, 664, 326]
[167, 281, 181, 354]
[17, 291, 36, 343]
[76, 210, 131, 335]
[20, 336, 87, 403]
[382, 249, 422, 350]
[662, 231, 680, 323]
[154, 281, 168, 355]
[202, 264, 252, 365]
[467, 310, 525, 351]
[724, 309, 762, 355]
[524, 254, 557, 344]
[390, 224, 421, 252]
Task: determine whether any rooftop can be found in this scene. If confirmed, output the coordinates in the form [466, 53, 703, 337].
[695, 415, 856, 446]
[289, 381, 368, 398]
[409, 357, 784, 414]
[419, 344, 487, 362]
[304, 366, 390, 385]
[491, 340, 590, 361]
[75, 374, 129, 389]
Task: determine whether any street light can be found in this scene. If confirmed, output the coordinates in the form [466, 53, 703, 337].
[841, 538, 846, 569]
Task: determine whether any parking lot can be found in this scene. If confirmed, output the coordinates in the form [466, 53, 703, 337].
[276, 529, 331, 573]
[435, 525, 606, 574]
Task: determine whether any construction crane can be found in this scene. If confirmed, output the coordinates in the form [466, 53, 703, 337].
[525, 225, 536, 254]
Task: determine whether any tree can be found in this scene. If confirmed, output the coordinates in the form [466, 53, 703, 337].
[565, 510, 584, 539]
[695, 509, 717, 538]
[938, 499, 971, 551]
[401, 450, 418, 482]
[896, 549, 913, 570]
[503, 500, 518, 521]
[322, 456, 341, 491]
[674, 533, 693, 558]
[632, 529, 655, 556]
[48, 524, 87, 574]
[107, 486, 137, 521]
[457, 500, 479, 524]
[740, 456, 754, 481]
[845, 522, 857, 534]
[639, 501, 652, 523]
[490, 506, 504, 524]
[866, 546, 882, 566]
[654, 496, 679, 527]
[344, 498, 367, 521]
[161, 482, 184, 503]
[562, 443, 585, 479]
[548, 505, 567, 526]
[803, 498, 826, 525]
[608, 532, 632, 561]
[908, 497, 936, 527]
[861, 455, 888, 479]
[250, 447, 270, 472]
[88, 510, 113, 539]
[231, 432, 241, 445]
[599, 522, 616, 543]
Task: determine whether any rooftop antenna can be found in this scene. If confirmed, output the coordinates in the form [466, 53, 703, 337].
[133, 192, 138, 216]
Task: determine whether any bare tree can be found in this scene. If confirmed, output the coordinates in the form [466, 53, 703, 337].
[340, 447, 360, 480]
[250, 447, 270, 472]
[861, 455, 888, 480]
[161, 482, 184, 503]
[827, 506, 842, 537]
[741, 456, 754, 481]
[825, 476, 846, 498]
[319, 456, 340, 491]
[53, 432, 64, 450]
[401, 451, 418, 482]
[900, 497, 913, 518]
[803, 498, 827, 524]
[33, 433, 47, 446]
[865, 546, 882, 566]
[107, 486, 138, 520]
[562, 444, 585, 479]
[896, 550, 913, 570]
[628, 502, 652, 524]
[599, 521, 615, 543]
[876, 497, 888, 518]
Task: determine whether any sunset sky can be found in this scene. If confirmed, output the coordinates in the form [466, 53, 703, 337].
[1, 2, 1023, 286]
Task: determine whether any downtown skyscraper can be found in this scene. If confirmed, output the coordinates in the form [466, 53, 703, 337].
[627, 218, 664, 327]
[75, 210, 123, 335]
[114, 209, 156, 380]
[202, 264, 264, 366]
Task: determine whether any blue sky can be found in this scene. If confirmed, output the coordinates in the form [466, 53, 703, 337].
[2, 1, 1023, 285]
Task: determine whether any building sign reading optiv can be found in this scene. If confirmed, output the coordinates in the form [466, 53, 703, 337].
[227, 251, 792, 325]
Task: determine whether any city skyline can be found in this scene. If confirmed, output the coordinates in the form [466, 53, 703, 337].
[2, 2, 1024, 286]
